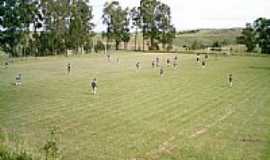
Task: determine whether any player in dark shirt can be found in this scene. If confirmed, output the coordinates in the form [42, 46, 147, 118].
[166, 58, 171, 67]
[67, 63, 71, 74]
[205, 54, 208, 59]
[160, 66, 164, 77]
[202, 60, 206, 68]
[152, 60, 155, 68]
[136, 62, 140, 71]
[228, 74, 233, 87]
[4, 61, 9, 68]
[196, 53, 200, 63]
[91, 78, 97, 95]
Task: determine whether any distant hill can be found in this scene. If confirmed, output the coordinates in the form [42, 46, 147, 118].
[174, 28, 242, 48]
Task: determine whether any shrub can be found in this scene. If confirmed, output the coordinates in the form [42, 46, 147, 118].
[94, 40, 105, 53]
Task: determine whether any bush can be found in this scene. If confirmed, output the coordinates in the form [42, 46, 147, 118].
[191, 40, 205, 50]
[149, 42, 160, 50]
[94, 40, 105, 53]
[0, 148, 33, 160]
[212, 41, 221, 48]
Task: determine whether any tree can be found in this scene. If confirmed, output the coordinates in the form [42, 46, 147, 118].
[253, 18, 270, 54]
[139, 0, 175, 50]
[38, 0, 94, 56]
[68, 0, 94, 54]
[237, 23, 256, 52]
[39, 0, 70, 55]
[122, 28, 130, 50]
[155, 3, 175, 51]
[130, 7, 141, 51]
[140, 0, 159, 50]
[191, 40, 204, 50]
[102, 1, 130, 50]
[0, 0, 40, 57]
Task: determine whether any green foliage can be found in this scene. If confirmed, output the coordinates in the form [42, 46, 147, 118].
[237, 23, 256, 52]
[191, 40, 205, 50]
[237, 18, 270, 54]
[130, 7, 141, 51]
[139, 0, 175, 50]
[212, 41, 221, 48]
[0, 0, 94, 57]
[42, 127, 61, 160]
[0, 149, 33, 160]
[156, 3, 176, 50]
[94, 40, 105, 53]
[68, 0, 95, 53]
[102, 1, 130, 50]
[177, 29, 200, 35]
[0, 0, 40, 57]
[254, 18, 270, 54]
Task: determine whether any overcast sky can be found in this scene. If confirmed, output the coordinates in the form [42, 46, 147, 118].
[91, 0, 270, 32]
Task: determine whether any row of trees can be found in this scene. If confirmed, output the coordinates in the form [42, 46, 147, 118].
[102, 0, 176, 51]
[0, 0, 176, 57]
[0, 0, 94, 57]
[237, 18, 270, 54]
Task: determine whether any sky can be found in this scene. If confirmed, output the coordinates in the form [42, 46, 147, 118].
[91, 0, 270, 32]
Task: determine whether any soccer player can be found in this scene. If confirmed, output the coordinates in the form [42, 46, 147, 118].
[107, 54, 111, 63]
[205, 54, 208, 59]
[91, 78, 97, 95]
[173, 60, 177, 69]
[202, 60, 206, 68]
[160, 66, 164, 77]
[166, 58, 171, 67]
[4, 61, 9, 69]
[16, 73, 22, 86]
[67, 63, 71, 74]
[136, 62, 140, 71]
[228, 74, 233, 87]
[152, 60, 155, 68]
[196, 53, 200, 63]
[156, 57, 160, 67]
[174, 56, 178, 61]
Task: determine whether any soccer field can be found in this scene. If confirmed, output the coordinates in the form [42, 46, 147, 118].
[0, 52, 270, 160]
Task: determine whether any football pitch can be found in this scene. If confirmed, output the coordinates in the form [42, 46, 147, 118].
[0, 52, 270, 160]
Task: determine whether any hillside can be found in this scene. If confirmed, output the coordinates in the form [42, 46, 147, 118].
[174, 28, 242, 48]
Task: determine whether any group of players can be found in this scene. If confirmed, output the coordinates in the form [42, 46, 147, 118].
[136, 56, 179, 77]
[5, 53, 233, 95]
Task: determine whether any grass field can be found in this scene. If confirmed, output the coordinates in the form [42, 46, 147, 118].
[0, 52, 270, 160]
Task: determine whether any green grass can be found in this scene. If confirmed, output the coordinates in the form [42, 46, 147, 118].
[0, 52, 270, 160]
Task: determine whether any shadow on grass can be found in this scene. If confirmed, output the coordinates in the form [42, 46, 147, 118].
[249, 66, 270, 71]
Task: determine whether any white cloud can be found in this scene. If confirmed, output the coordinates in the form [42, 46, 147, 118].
[91, 0, 270, 31]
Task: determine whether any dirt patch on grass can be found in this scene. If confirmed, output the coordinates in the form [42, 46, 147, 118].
[190, 128, 208, 138]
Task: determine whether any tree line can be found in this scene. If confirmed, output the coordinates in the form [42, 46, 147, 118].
[0, 0, 176, 57]
[237, 18, 270, 54]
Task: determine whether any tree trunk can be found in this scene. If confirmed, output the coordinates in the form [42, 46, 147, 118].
[142, 36, 145, 51]
[150, 37, 154, 50]
[115, 40, 120, 50]
[142, 28, 145, 51]
[124, 42, 128, 50]
[162, 43, 166, 50]
[106, 36, 109, 51]
[135, 28, 137, 51]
